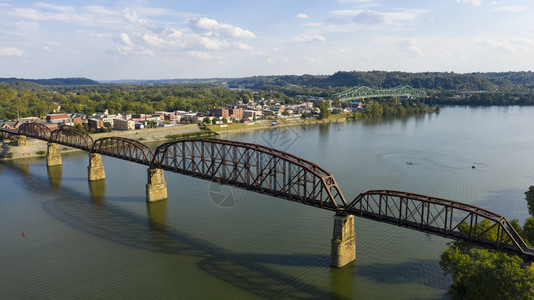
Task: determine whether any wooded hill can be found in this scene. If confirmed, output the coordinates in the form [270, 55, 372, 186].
[226, 71, 534, 94]
[0, 77, 99, 86]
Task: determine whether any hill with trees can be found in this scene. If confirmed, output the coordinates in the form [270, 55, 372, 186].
[0, 77, 99, 86]
[227, 71, 534, 94]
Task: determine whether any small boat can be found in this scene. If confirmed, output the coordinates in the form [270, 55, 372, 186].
[472, 165, 476, 169]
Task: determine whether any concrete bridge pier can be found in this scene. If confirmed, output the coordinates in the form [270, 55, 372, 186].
[46, 142, 62, 167]
[331, 213, 356, 268]
[17, 135, 27, 146]
[146, 168, 168, 202]
[88, 153, 106, 181]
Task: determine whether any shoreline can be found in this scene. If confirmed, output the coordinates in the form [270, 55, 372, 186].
[0, 116, 348, 161]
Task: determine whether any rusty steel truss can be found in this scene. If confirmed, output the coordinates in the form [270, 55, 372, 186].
[50, 128, 94, 151]
[151, 138, 347, 210]
[345, 190, 534, 258]
[18, 123, 51, 140]
[2, 125, 534, 258]
[91, 137, 154, 165]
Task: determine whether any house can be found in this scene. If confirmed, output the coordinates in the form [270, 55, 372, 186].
[46, 113, 69, 123]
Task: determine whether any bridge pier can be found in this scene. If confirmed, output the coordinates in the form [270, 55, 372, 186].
[46, 142, 62, 167]
[146, 168, 167, 202]
[17, 135, 27, 146]
[331, 213, 356, 268]
[88, 153, 106, 181]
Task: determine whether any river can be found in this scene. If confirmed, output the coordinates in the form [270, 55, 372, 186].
[1, 106, 533, 299]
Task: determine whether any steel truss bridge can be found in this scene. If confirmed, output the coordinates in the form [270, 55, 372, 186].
[1, 123, 533, 260]
[330, 85, 426, 102]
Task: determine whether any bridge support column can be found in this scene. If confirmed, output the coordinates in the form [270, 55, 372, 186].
[46, 142, 62, 167]
[331, 213, 356, 268]
[146, 168, 167, 202]
[88, 153, 105, 181]
[17, 135, 27, 146]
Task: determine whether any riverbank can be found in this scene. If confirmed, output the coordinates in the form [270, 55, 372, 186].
[207, 116, 347, 134]
[0, 123, 204, 160]
[0, 114, 352, 160]
[1, 110, 384, 161]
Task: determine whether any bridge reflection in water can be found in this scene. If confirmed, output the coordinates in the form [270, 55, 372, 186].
[1, 124, 533, 266]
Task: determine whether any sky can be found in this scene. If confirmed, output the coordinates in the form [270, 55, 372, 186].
[1, 0, 533, 80]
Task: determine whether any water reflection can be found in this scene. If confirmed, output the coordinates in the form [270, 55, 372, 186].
[89, 180, 106, 204]
[46, 165, 62, 190]
[329, 261, 356, 299]
[8, 162, 350, 300]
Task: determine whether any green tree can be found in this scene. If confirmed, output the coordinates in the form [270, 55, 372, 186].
[147, 120, 158, 128]
[202, 117, 211, 125]
[523, 217, 534, 246]
[525, 185, 534, 216]
[103, 122, 111, 128]
[440, 247, 534, 300]
[221, 117, 228, 124]
[319, 102, 330, 119]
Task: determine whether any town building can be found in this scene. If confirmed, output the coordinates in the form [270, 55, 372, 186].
[88, 118, 104, 130]
[46, 113, 69, 123]
[113, 119, 135, 131]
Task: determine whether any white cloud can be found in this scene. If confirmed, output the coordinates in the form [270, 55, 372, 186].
[297, 13, 309, 19]
[187, 51, 211, 60]
[490, 6, 526, 13]
[82, 6, 117, 16]
[456, 0, 484, 6]
[123, 7, 147, 25]
[43, 46, 52, 52]
[120, 33, 133, 46]
[189, 17, 255, 39]
[477, 39, 516, 52]
[353, 11, 386, 25]
[510, 37, 534, 46]
[236, 42, 252, 50]
[293, 34, 326, 42]
[331, 9, 423, 28]
[0, 47, 24, 56]
[399, 39, 424, 56]
[34, 2, 74, 13]
[198, 36, 229, 49]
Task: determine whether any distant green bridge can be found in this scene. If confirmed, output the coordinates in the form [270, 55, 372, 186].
[330, 85, 426, 102]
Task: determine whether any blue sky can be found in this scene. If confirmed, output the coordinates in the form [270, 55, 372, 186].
[1, 0, 533, 80]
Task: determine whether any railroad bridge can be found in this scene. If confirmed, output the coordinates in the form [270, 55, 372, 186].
[1, 124, 533, 267]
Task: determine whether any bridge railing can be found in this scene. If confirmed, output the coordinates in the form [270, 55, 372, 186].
[345, 190, 529, 255]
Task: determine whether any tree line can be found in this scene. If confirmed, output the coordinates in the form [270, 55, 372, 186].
[0, 83, 290, 120]
[439, 188, 534, 299]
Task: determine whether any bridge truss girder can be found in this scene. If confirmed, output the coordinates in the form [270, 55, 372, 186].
[91, 137, 154, 165]
[50, 128, 94, 151]
[18, 123, 51, 140]
[151, 138, 347, 210]
[331, 85, 426, 102]
[346, 190, 529, 257]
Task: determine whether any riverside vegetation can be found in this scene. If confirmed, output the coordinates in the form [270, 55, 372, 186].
[439, 187, 534, 299]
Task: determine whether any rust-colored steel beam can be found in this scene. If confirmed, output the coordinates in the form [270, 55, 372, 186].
[151, 138, 347, 210]
[50, 128, 94, 151]
[17, 123, 51, 140]
[91, 137, 154, 165]
[346, 190, 532, 258]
